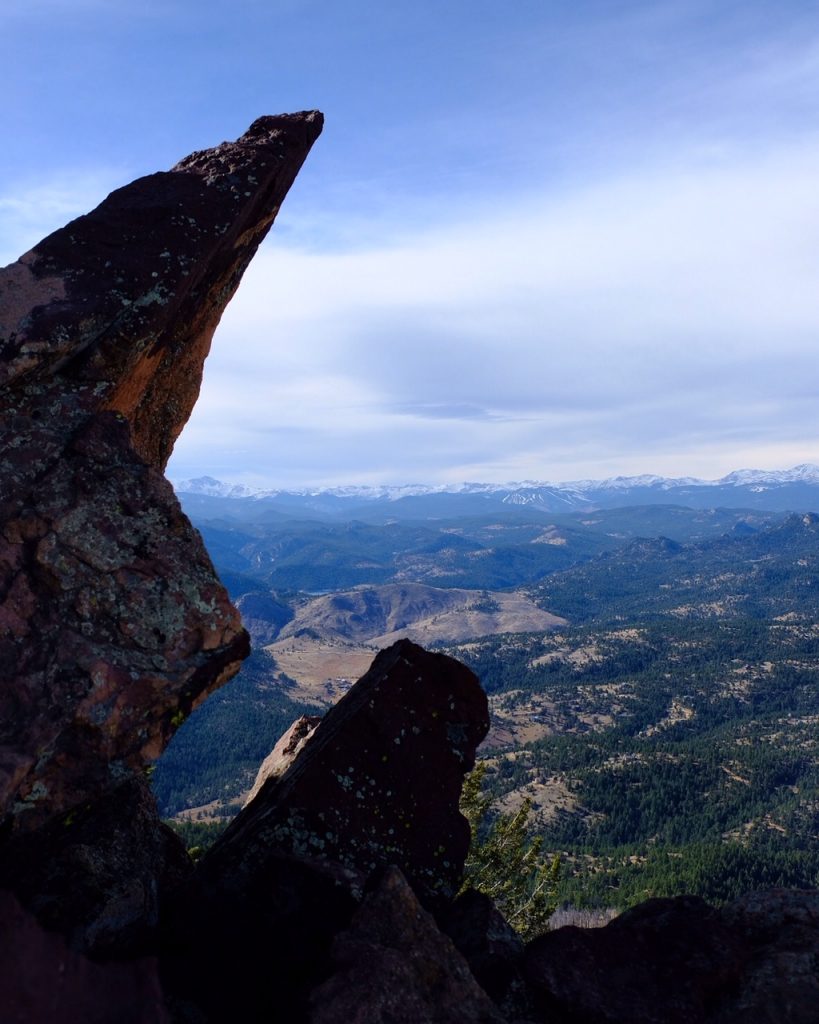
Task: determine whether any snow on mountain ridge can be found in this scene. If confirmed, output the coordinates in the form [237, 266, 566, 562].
[721, 464, 819, 486]
[174, 476, 268, 498]
[174, 465, 819, 501]
[562, 474, 702, 491]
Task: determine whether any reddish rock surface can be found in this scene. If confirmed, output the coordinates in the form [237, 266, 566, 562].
[0, 112, 322, 834]
[200, 638, 490, 910]
[0, 889, 169, 1023]
[309, 866, 507, 1024]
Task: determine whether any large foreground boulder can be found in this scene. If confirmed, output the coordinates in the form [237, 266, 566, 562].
[440, 887, 530, 1017]
[309, 866, 507, 1024]
[163, 639, 491, 1022]
[716, 888, 819, 1023]
[0, 776, 191, 957]
[197, 638, 490, 911]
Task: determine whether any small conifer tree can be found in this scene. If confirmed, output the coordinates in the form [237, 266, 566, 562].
[460, 762, 560, 941]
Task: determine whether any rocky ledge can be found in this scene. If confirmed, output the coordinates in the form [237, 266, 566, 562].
[1, 118, 818, 1024]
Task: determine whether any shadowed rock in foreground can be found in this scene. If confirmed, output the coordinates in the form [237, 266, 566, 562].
[309, 866, 506, 1024]
[200, 639, 489, 911]
[0, 890, 169, 1024]
[524, 889, 819, 1023]
[164, 639, 490, 1021]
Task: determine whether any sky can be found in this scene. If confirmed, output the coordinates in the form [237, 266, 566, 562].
[4, 1, 819, 489]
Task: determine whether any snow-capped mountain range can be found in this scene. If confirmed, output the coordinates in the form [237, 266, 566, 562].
[173, 466, 819, 519]
[176, 465, 819, 500]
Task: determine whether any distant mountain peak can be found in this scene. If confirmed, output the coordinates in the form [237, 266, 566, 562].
[174, 464, 819, 503]
[719, 464, 819, 487]
[175, 476, 268, 499]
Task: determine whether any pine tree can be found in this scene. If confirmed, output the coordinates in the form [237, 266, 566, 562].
[460, 763, 560, 940]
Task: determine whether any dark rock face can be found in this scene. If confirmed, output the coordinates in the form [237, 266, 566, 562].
[163, 852, 362, 1024]
[164, 640, 490, 1022]
[0, 776, 191, 957]
[200, 638, 490, 911]
[440, 887, 529, 1015]
[0, 889, 169, 1024]
[0, 111, 322, 835]
[525, 895, 741, 1023]
[715, 888, 819, 1023]
[309, 866, 507, 1024]
[524, 889, 819, 1023]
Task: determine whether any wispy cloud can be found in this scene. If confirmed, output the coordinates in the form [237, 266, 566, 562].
[6, 0, 819, 487]
[169, 134, 819, 486]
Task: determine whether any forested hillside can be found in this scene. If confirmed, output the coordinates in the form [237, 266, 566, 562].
[188, 504, 782, 592]
[155, 505, 819, 908]
[444, 615, 819, 907]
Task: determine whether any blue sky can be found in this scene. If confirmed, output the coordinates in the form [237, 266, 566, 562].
[4, 1, 819, 487]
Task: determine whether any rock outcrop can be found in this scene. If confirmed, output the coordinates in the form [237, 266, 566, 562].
[0, 776, 191, 957]
[0, 113, 322, 958]
[0, 112, 321, 835]
[440, 887, 531, 1018]
[717, 888, 819, 1022]
[243, 712, 322, 806]
[524, 889, 819, 1023]
[164, 639, 490, 1021]
[199, 639, 489, 910]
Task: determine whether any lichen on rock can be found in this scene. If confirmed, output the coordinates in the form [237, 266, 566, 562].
[0, 112, 322, 837]
[199, 639, 490, 912]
